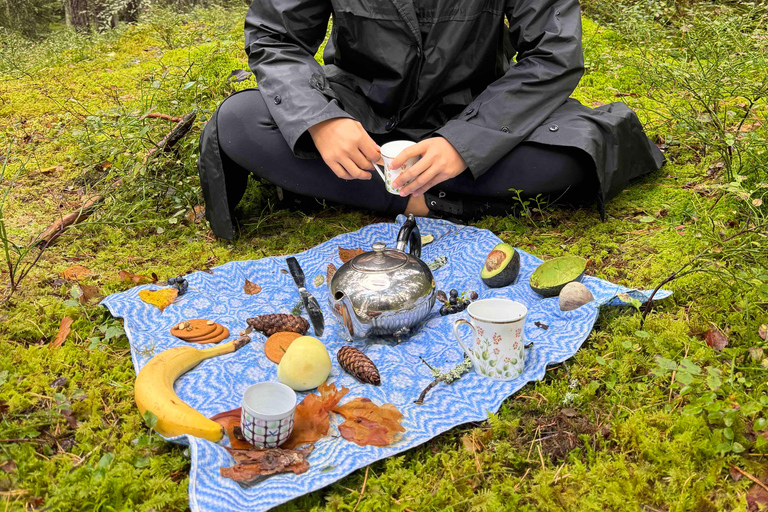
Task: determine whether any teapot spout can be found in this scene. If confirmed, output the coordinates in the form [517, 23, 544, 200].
[333, 291, 365, 340]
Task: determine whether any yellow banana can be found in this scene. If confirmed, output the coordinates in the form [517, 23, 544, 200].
[135, 336, 251, 442]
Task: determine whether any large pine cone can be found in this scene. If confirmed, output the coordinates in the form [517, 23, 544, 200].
[337, 346, 381, 385]
[246, 314, 309, 337]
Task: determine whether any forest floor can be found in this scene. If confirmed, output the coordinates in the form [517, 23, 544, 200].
[1, 4, 767, 511]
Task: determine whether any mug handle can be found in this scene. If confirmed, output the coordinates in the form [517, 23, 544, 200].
[453, 319, 481, 370]
[371, 161, 387, 182]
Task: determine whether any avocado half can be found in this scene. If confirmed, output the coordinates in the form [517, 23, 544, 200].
[481, 243, 520, 288]
[529, 255, 587, 298]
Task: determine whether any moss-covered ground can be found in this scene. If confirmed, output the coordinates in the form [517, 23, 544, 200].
[1, 5, 767, 511]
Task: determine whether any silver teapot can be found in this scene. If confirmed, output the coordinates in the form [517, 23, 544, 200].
[329, 215, 436, 340]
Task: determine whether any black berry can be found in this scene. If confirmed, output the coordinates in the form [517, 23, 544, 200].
[469, 291, 478, 300]
[449, 289, 459, 298]
[166, 277, 176, 285]
[449, 305, 458, 314]
[449, 297, 457, 305]
[439, 306, 449, 316]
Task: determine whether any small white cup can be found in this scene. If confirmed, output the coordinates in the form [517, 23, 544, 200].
[240, 382, 297, 449]
[453, 298, 530, 381]
[372, 140, 420, 195]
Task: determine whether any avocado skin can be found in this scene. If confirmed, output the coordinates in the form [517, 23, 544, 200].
[481, 245, 521, 288]
[531, 270, 585, 297]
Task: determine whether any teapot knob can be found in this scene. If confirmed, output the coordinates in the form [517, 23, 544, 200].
[372, 242, 386, 252]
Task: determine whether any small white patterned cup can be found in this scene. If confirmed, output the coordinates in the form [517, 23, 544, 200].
[372, 140, 420, 195]
[240, 382, 297, 449]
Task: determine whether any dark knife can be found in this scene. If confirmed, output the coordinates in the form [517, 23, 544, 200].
[286, 257, 325, 337]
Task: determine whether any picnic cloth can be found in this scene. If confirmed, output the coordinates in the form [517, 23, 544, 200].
[101, 215, 671, 512]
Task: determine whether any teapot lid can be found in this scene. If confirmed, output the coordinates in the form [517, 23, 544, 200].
[351, 242, 408, 272]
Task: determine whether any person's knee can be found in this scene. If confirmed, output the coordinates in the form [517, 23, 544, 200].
[216, 89, 274, 159]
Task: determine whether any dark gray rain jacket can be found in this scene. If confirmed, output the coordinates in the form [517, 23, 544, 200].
[198, 0, 664, 239]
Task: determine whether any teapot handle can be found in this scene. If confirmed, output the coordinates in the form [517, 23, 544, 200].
[395, 213, 421, 259]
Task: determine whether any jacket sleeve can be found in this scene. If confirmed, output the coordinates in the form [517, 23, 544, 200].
[434, 0, 584, 177]
[244, 0, 353, 157]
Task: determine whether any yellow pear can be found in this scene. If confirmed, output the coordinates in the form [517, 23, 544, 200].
[277, 336, 332, 391]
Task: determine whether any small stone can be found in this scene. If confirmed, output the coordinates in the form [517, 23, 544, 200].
[559, 282, 594, 311]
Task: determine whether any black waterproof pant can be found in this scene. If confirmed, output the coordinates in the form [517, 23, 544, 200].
[214, 89, 597, 219]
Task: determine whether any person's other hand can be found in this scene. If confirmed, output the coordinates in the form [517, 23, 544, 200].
[390, 137, 467, 197]
[308, 118, 380, 180]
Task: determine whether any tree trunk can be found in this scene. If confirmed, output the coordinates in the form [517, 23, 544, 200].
[64, 0, 90, 29]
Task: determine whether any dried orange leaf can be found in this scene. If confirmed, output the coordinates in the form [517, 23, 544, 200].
[138, 288, 178, 312]
[51, 317, 73, 349]
[326, 263, 337, 288]
[333, 397, 405, 447]
[338, 247, 364, 263]
[62, 265, 92, 281]
[78, 284, 102, 304]
[243, 279, 262, 295]
[118, 270, 156, 285]
[211, 408, 252, 450]
[283, 382, 349, 449]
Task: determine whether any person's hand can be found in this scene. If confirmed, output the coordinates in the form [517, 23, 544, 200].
[308, 118, 380, 180]
[390, 137, 467, 197]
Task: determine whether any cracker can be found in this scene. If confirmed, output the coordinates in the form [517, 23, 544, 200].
[170, 319, 217, 340]
[265, 332, 302, 364]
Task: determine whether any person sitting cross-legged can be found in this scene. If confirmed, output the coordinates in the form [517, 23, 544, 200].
[198, 0, 665, 240]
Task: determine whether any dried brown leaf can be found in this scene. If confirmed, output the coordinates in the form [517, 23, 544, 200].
[243, 279, 262, 295]
[561, 408, 578, 418]
[750, 347, 764, 361]
[747, 479, 768, 511]
[0, 460, 16, 473]
[730, 465, 743, 481]
[283, 382, 349, 449]
[211, 408, 252, 450]
[338, 247, 364, 263]
[186, 205, 205, 224]
[118, 270, 156, 285]
[62, 265, 92, 281]
[326, 263, 337, 288]
[333, 397, 405, 447]
[705, 327, 728, 351]
[461, 435, 476, 454]
[78, 284, 102, 304]
[50, 317, 73, 349]
[220, 446, 312, 486]
[61, 409, 78, 429]
[759, 324, 768, 341]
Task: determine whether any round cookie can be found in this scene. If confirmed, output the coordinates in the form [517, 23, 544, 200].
[264, 332, 302, 364]
[193, 326, 230, 344]
[171, 319, 216, 340]
[185, 323, 224, 342]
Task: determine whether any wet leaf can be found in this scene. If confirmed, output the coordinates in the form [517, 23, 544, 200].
[705, 327, 728, 351]
[220, 446, 312, 486]
[759, 324, 768, 341]
[62, 265, 92, 281]
[243, 279, 262, 295]
[283, 383, 349, 449]
[338, 247, 364, 263]
[50, 317, 73, 349]
[118, 270, 157, 285]
[227, 69, 253, 83]
[138, 288, 178, 312]
[210, 408, 252, 450]
[333, 397, 405, 447]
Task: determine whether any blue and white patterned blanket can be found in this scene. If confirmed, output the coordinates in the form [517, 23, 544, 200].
[101, 216, 670, 511]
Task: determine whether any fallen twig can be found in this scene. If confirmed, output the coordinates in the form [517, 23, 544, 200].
[142, 112, 183, 122]
[36, 112, 196, 245]
[414, 357, 473, 405]
[730, 465, 768, 493]
[352, 466, 369, 512]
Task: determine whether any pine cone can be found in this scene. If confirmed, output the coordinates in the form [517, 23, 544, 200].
[337, 346, 381, 385]
[246, 314, 309, 337]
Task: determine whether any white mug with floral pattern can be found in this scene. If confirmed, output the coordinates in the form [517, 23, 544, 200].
[372, 140, 419, 195]
[453, 298, 529, 381]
